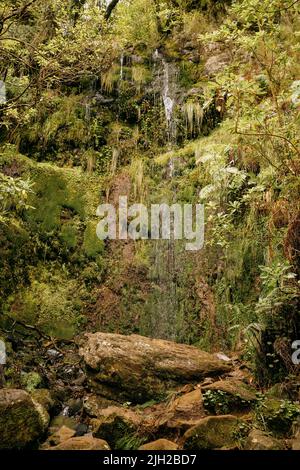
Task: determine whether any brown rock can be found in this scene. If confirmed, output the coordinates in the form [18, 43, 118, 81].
[47, 426, 76, 446]
[157, 389, 205, 432]
[139, 439, 179, 450]
[83, 394, 118, 417]
[244, 429, 285, 450]
[79, 333, 231, 403]
[49, 436, 110, 450]
[92, 406, 143, 447]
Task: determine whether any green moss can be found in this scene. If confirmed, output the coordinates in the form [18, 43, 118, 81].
[21, 372, 42, 392]
[5, 268, 85, 339]
[183, 416, 245, 450]
[60, 222, 78, 248]
[83, 221, 105, 259]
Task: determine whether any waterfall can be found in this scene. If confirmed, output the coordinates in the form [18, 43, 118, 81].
[162, 61, 174, 124]
[120, 53, 124, 81]
[85, 103, 91, 123]
[141, 53, 180, 341]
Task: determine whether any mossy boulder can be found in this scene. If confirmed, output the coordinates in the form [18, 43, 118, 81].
[30, 389, 55, 412]
[0, 388, 49, 449]
[183, 415, 246, 450]
[202, 379, 257, 414]
[256, 398, 300, 436]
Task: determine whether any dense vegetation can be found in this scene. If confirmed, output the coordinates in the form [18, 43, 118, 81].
[0, 0, 300, 451]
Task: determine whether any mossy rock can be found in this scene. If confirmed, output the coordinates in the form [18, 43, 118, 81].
[183, 415, 247, 450]
[0, 389, 49, 449]
[202, 379, 257, 414]
[30, 389, 55, 412]
[256, 398, 300, 436]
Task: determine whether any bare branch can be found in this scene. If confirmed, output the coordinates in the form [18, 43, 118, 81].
[105, 0, 121, 21]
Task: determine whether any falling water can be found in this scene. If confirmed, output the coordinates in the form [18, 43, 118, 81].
[142, 53, 180, 341]
[85, 102, 91, 123]
[62, 406, 70, 417]
[120, 53, 124, 81]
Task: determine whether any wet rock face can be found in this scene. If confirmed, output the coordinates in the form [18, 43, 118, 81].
[0, 389, 49, 449]
[79, 333, 231, 403]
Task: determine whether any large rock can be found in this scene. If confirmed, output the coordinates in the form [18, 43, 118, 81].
[44, 426, 76, 448]
[202, 379, 257, 414]
[257, 398, 300, 436]
[156, 389, 206, 433]
[183, 415, 244, 450]
[79, 333, 231, 403]
[244, 429, 285, 450]
[91, 406, 143, 448]
[0, 388, 49, 449]
[49, 436, 110, 450]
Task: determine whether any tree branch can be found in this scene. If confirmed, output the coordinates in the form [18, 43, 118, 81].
[104, 0, 121, 21]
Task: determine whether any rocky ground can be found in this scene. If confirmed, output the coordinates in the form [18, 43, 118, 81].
[0, 332, 300, 450]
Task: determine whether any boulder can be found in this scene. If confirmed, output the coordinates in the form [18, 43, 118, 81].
[0, 388, 49, 449]
[257, 398, 300, 436]
[47, 426, 76, 447]
[48, 415, 78, 434]
[244, 429, 285, 450]
[157, 389, 205, 432]
[83, 394, 118, 417]
[202, 379, 257, 414]
[91, 406, 143, 448]
[49, 435, 110, 450]
[79, 333, 231, 403]
[183, 415, 244, 450]
[139, 439, 179, 450]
